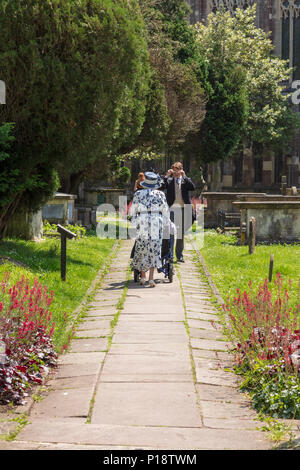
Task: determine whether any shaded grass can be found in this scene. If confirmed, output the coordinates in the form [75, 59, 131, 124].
[197, 230, 300, 308]
[0, 234, 115, 351]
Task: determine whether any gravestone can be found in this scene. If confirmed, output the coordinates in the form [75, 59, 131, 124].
[6, 209, 43, 240]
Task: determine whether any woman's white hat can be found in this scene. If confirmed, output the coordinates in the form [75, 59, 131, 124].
[139, 172, 162, 189]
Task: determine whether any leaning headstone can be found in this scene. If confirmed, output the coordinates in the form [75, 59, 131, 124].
[249, 216, 256, 254]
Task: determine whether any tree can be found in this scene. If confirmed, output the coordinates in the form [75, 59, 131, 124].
[0, 0, 150, 236]
[197, 63, 249, 163]
[130, 0, 206, 155]
[194, 6, 299, 160]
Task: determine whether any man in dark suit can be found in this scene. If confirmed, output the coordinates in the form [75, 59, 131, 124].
[162, 161, 195, 262]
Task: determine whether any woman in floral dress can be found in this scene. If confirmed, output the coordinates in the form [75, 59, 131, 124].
[130, 172, 170, 287]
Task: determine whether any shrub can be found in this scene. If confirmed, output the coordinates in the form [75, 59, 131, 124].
[0, 273, 58, 405]
[43, 221, 86, 238]
[224, 273, 300, 418]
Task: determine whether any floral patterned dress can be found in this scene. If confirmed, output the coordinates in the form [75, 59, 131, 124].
[130, 189, 170, 272]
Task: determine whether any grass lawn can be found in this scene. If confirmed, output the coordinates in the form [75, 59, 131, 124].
[197, 230, 300, 310]
[0, 233, 116, 351]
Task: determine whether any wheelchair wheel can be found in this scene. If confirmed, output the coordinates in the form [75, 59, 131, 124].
[168, 263, 173, 283]
[134, 269, 140, 283]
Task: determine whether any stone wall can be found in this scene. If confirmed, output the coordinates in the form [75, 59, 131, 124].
[202, 191, 264, 226]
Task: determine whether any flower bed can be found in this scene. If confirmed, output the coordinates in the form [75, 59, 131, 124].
[0, 273, 59, 406]
[224, 273, 300, 418]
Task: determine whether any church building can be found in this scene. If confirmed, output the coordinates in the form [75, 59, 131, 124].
[185, 0, 300, 192]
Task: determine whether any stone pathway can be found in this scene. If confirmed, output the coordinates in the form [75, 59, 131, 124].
[0, 239, 272, 450]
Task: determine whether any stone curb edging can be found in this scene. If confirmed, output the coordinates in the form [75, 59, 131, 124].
[187, 235, 225, 307]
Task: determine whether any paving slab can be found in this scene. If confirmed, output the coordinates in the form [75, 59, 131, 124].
[196, 384, 248, 404]
[186, 305, 220, 315]
[187, 312, 221, 322]
[191, 337, 229, 351]
[91, 382, 202, 427]
[118, 314, 184, 322]
[189, 328, 224, 340]
[195, 366, 238, 387]
[0, 441, 42, 450]
[88, 301, 118, 308]
[17, 419, 271, 450]
[85, 310, 116, 318]
[58, 352, 106, 365]
[112, 333, 188, 344]
[121, 312, 183, 320]
[30, 388, 94, 418]
[200, 400, 257, 420]
[53, 363, 100, 379]
[187, 318, 221, 330]
[68, 338, 108, 353]
[203, 417, 263, 431]
[46, 375, 98, 390]
[74, 329, 110, 338]
[185, 295, 213, 302]
[114, 321, 186, 335]
[100, 354, 193, 382]
[108, 342, 190, 357]
[192, 348, 234, 362]
[76, 319, 112, 330]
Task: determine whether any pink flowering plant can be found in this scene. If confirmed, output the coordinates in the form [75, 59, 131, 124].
[0, 272, 58, 405]
[223, 273, 300, 418]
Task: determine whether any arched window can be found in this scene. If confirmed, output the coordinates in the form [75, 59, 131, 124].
[280, 0, 300, 80]
[210, 0, 256, 15]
